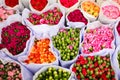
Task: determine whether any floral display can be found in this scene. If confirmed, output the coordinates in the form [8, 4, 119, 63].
[52, 28, 80, 61]
[116, 21, 120, 35]
[27, 7, 63, 25]
[35, 67, 71, 80]
[81, 1, 100, 17]
[0, 6, 16, 22]
[59, 0, 78, 8]
[102, 5, 120, 19]
[72, 55, 115, 80]
[5, 0, 19, 7]
[0, 1, 120, 80]
[0, 22, 30, 55]
[67, 9, 88, 25]
[30, 0, 48, 11]
[118, 51, 120, 68]
[0, 60, 22, 80]
[24, 38, 56, 64]
[82, 26, 114, 54]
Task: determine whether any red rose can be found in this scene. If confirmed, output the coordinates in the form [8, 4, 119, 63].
[5, 0, 18, 7]
[82, 68, 87, 76]
[72, 67, 77, 73]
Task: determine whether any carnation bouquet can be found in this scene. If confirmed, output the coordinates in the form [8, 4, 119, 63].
[0, 52, 33, 80]
[0, 14, 33, 60]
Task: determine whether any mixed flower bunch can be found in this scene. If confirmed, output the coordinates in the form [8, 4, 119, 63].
[67, 9, 88, 25]
[102, 5, 120, 19]
[28, 7, 63, 25]
[81, 1, 100, 17]
[24, 38, 56, 64]
[82, 26, 114, 54]
[0, 6, 16, 22]
[72, 55, 116, 80]
[0, 60, 22, 80]
[35, 67, 71, 80]
[52, 28, 80, 61]
[0, 22, 30, 55]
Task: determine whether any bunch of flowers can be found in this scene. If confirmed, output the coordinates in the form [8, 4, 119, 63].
[82, 26, 114, 54]
[102, 5, 120, 19]
[35, 67, 71, 80]
[72, 55, 116, 80]
[52, 28, 80, 61]
[81, 1, 100, 17]
[116, 21, 120, 35]
[0, 22, 30, 55]
[0, 6, 16, 22]
[67, 9, 88, 25]
[24, 38, 56, 64]
[30, 0, 48, 11]
[5, 0, 18, 7]
[59, 0, 78, 8]
[0, 60, 22, 80]
[28, 7, 63, 25]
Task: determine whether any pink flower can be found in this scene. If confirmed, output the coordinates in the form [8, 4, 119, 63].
[68, 45, 73, 50]
[40, 19, 46, 24]
[18, 73, 22, 78]
[7, 10, 14, 15]
[8, 71, 14, 77]
[0, 65, 4, 68]
[83, 26, 113, 54]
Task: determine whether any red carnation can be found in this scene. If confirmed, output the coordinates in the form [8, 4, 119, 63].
[82, 68, 87, 76]
[72, 67, 77, 73]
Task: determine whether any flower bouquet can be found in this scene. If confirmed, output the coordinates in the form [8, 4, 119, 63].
[52, 27, 82, 68]
[0, 14, 32, 60]
[33, 65, 75, 80]
[0, 51, 33, 80]
[2, 0, 24, 11]
[18, 35, 58, 73]
[66, 8, 88, 28]
[70, 52, 118, 80]
[98, 0, 120, 24]
[80, 0, 100, 21]
[0, 5, 18, 26]
[29, 0, 49, 14]
[81, 21, 115, 55]
[58, 0, 80, 13]
[22, 3, 65, 36]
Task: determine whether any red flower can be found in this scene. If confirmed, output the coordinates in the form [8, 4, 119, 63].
[5, 0, 18, 7]
[68, 9, 88, 25]
[1, 22, 30, 55]
[60, 0, 78, 8]
[92, 74, 95, 79]
[94, 62, 98, 67]
[77, 74, 80, 79]
[31, 0, 48, 11]
[72, 67, 76, 73]
[111, 71, 115, 75]
[0, 44, 5, 49]
[82, 68, 87, 76]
